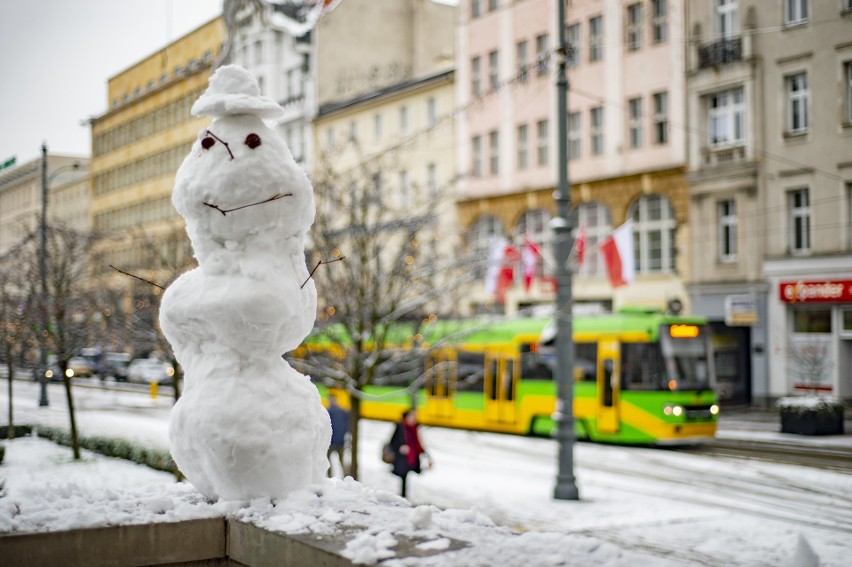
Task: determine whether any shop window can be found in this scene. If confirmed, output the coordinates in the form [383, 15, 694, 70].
[792, 308, 831, 333]
[842, 309, 852, 338]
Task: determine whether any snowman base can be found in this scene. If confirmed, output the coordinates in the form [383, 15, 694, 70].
[169, 358, 329, 502]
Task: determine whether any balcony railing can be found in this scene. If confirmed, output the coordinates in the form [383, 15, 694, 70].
[697, 37, 742, 69]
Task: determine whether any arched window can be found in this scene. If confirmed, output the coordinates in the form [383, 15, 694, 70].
[630, 194, 676, 273]
[468, 214, 505, 276]
[514, 208, 553, 276]
[570, 202, 612, 278]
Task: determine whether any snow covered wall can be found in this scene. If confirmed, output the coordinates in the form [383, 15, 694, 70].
[159, 65, 331, 501]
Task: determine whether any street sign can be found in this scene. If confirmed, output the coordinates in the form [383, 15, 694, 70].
[0, 156, 16, 171]
[724, 294, 758, 326]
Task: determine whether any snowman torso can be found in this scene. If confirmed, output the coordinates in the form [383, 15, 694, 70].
[159, 66, 330, 501]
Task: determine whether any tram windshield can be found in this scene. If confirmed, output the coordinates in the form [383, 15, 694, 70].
[659, 324, 712, 391]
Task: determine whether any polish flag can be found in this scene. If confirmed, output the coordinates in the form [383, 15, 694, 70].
[600, 219, 635, 288]
[521, 237, 540, 292]
[485, 236, 508, 296]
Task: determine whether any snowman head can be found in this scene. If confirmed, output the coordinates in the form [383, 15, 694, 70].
[173, 66, 314, 260]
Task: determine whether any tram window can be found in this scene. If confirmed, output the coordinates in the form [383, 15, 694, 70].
[602, 359, 614, 407]
[575, 342, 597, 382]
[521, 344, 553, 380]
[621, 343, 667, 391]
[488, 358, 499, 400]
[454, 351, 485, 393]
[505, 358, 515, 401]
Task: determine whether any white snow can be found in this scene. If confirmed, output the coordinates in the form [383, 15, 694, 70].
[2, 380, 851, 566]
[159, 65, 329, 501]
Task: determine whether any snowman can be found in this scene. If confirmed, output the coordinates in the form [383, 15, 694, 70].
[159, 65, 331, 501]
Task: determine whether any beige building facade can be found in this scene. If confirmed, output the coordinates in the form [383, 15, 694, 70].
[686, 0, 852, 404]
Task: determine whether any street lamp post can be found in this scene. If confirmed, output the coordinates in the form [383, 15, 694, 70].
[552, 0, 579, 501]
[37, 143, 83, 407]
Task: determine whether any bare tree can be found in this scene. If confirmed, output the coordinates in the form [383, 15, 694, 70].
[290, 149, 476, 480]
[0, 233, 38, 439]
[787, 336, 833, 394]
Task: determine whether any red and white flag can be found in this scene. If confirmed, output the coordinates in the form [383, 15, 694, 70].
[486, 236, 520, 303]
[521, 236, 541, 292]
[575, 225, 587, 267]
[600, 219, 635, 288]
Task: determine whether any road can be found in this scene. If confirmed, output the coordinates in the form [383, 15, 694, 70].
[3, 378, 852, 565]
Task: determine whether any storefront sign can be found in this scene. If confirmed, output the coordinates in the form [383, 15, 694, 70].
[724, 294, 758, 326]
[779, 280, 852, 303]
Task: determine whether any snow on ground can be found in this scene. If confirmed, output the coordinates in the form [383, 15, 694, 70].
[2, 380, 851, 566]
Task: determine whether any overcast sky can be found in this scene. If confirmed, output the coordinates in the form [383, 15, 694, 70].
[0, 0, 222, 166]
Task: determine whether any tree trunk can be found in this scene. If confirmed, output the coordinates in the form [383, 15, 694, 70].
[6, 362, 13, 440]
[170, 356, 181, 402]
[348, 395, 362, 480]
[60, 361, 81, 460]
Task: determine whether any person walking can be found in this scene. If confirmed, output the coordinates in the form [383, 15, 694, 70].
[388, 408, 432, 498]
[326, 395, 350, 477]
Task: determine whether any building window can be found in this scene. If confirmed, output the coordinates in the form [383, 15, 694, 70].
[718, 199, 737, 262]
[568, 111, 581, 159]
[626, 3, 643, 51]
[427, 163, 438, 199]
[631, 194, 677, 273]
[472, 135, 482, 177]
[569, 202, 612, 278]
[471, 0, 481, 19]
[471, 56, 482, 96]
[789, 188, 811, 254]
[785, 0, 808, 25]
[536, 34, 549, 75]
[652, 0, 668, 43]
[489, 130, 500, 175]
[716, 0, 738, 38]
[566, 23, 580, 67]
[845, 62, 852, 124]
[516, 209, 554, 277]
[427, 97, 437, 127]
[786, 72, 809, 134]
[374, 113, 383, 141]
[709, 88, 745, 146]
[489, 0, 498, 12]
[349, 120, 358, 143]
[536, 119, 549, 166]
[517, 124, 529, 170]
[489, 50, 500, 90]
[848, 182, 852, 250]
[628, 97, 643, 148]
[254, 40, 263, 64]
[589, 16, 603, 62]
[326, 128, 335, 151]
[517, 40, 529, 81]
[399, 105, 409, 135]
[468, 214, 505, 273]
[653, 91, 669, 144]
[590, 106, 604, 155]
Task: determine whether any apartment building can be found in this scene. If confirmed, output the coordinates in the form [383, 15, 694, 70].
[686, 0, 852, 403]
[227, 1, 315, 169]
[88, 17, 224, 333]
[456, 0, 689, 315]
[0, 153, 89, 257]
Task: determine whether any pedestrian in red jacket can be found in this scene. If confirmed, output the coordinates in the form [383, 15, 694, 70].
[388, 409, 432, 498]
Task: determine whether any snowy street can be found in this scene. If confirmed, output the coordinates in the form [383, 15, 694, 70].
[2, 379, 852, 566]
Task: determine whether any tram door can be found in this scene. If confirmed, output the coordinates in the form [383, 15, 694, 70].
[597, 339, 620, 434]
[422, 349, 456, 420]
[484, 351, 519, 424]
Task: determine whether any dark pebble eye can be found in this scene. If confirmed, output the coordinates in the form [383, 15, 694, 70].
[245, 133, 262, 149]
[201, 136, 216, 150]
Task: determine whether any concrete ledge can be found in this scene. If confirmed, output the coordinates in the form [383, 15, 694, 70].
[0, 517, 228, 567]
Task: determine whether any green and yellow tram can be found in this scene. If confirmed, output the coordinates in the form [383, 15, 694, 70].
[307, 307, 719, 445]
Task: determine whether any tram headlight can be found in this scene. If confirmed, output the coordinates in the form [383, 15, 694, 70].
[710, 404, 720, 416]
[65, 368, 74, 378]
[663, 404, 684, 417]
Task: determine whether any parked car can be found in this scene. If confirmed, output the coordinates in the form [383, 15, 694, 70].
[68, 357, 94, 378]
[100, 352, 131, 382]
[127, 358, 175, 385]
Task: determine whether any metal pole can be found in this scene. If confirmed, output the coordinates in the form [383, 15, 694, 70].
[38, 143, 49, 407]
[552, 0, 578, 500]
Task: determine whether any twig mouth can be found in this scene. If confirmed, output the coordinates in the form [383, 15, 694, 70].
[203, 193, 292, 216]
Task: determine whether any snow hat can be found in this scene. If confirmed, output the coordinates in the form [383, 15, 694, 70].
[192, 65, 285, 121]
